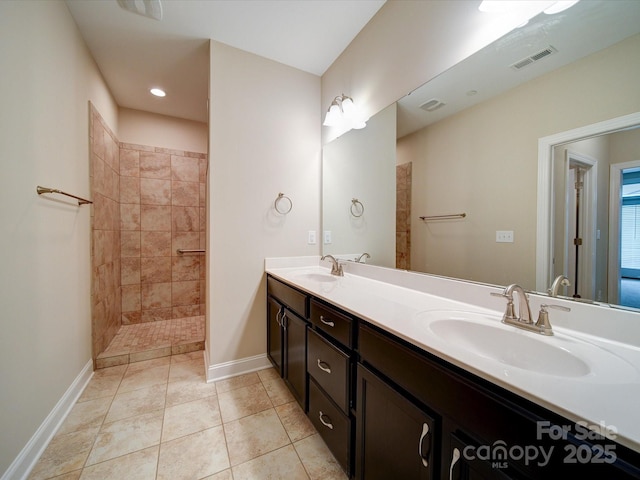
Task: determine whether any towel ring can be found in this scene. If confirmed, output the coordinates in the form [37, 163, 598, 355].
[274, 193, 292, 215]
[350, 198, 364, 217]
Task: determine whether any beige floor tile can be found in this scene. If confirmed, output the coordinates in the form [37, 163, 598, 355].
[105, 383, 166, 423]
[157, 426, 229, 480]
[262, 377, 296, 406]
[224, 408, 290, 466]
[168, 357, 205, 383]
[79, 446, 158, 480]
[276, 401, 316, 442]
[118, 364, 170, 394]
[201, 469, 233, 480]
[215, 372, 261, 394]
[126, 356, 171, 373]
[57, 397, 112, 435]
[78, 374, 122, 402]
[257, 367, 280, 383]
[85, 410, 163, 466]
[162, 395, 221, 442]
[217, 382, 273, 423]
[49, 470, 82, 479]
[294, 433, 348, 480]
[28, 427, 99, 480]
[165, 377, 218, 407]
[170, 350, 204, 363]
[232, 445, 309, 480]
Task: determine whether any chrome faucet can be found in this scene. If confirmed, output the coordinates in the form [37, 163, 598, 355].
[491, 284, 571, 336]
[355, 252, 370, 263]
[321, 254, 344, 276]
[548, 275, 571, 297]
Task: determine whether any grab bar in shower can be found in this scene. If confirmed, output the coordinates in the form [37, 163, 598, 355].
[176, 249, 206, 255]
[419, 213, 466, 221]
[37, 185, 93, 205]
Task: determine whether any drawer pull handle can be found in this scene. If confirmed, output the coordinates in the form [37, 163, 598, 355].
[449, 447, 461, 480]
[317, 359, 332, 374]
[318, 411, 334, 430]
[320, 315, 335, 327]
[418, 422, 430, 467]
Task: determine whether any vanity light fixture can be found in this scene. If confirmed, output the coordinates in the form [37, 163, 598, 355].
[478, 0, 580, 15]
[150, 87, 166, 97]
[323, 94, 367, 130]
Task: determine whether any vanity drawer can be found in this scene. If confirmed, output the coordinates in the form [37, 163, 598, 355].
[307, 328, 350, 413]
[310, 299, 353, 348]
[308, 378, 352, 475]
[267, 276, 308, 319]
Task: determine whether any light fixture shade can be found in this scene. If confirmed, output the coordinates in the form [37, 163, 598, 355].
[544, 1, 580, 14]
[323, 104, 342, 127]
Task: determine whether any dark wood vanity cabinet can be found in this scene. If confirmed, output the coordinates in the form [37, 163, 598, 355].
[266, 276, 309, 409]
[306, 299, 356, 476]
[266, 274, 640, 479]
[356, 322, 640, 480]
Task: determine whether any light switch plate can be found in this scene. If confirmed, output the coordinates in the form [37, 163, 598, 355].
[496, 230, 514, 243]
[308, 230, 316, 245]
[324, 230, 332, 244]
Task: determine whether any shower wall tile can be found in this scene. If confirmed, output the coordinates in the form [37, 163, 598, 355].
[140, 178, 171, 205]
[172, 206, 199, 232]
[172, 181, 199, 206]
[141, 205, 172, 231]
[140, 152, 171, 179]
[120, 177, 140, 204]
[171, 155, 199, 182]
[120, 149, 140, 177]
[118, 143, 208, 323]
[120, 204, 141, 231]
[121, 231, 141, 257]
[121, 284, 141, 312]
[141, 231, 172, 257]
[90, 103, 121, 363]
[141, 257, 171, 284]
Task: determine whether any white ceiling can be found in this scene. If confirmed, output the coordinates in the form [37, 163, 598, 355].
[65, 0, 386, 123]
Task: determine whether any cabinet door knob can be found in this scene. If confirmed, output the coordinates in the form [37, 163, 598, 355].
[276, 309, 283, 327]
[449, 447, 461, 480]
[320, 315, 335, 327]
[281, 313, 288, 330]
[317, 359, 332, 374]
[318, 411, 334, 430]
[418, 422, 430, 467]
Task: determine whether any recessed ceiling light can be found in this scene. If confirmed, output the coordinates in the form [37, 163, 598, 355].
[150, 88, 166, 97]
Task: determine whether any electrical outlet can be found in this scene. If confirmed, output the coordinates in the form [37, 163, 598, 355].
[324, 230, 332, 244]
[308, 230, 316, 245]
[496, 230, 514, 243]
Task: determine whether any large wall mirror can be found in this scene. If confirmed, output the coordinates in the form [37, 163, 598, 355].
[322, 0, 640, 310]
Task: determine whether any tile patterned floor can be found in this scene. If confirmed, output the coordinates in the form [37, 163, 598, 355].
[28, 352, 347, 480]
[96, 316, 205, 368]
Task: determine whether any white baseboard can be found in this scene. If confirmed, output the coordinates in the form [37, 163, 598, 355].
[2, 359, 94, 480]
[205, 352, 272, 383]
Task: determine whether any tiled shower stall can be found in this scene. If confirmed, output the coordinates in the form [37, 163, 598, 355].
[90, 103, 206, 368]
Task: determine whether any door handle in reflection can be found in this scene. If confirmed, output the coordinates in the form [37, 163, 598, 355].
[449, 447, 461, 480]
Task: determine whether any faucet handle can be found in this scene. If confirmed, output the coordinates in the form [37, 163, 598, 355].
[535, 304, 571, 335]
[490, 291, 516, 320]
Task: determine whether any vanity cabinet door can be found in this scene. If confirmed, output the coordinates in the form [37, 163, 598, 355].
[282, 308, 308, 409]
[267, 296, 283, 375]
[355, 364, 436, 480]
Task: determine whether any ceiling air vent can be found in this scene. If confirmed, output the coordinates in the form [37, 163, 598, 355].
[419, 99, 446, 112]
[510, 46, 557, 70]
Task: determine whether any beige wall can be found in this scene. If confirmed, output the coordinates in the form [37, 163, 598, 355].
[207, 41, 321, 367]
[321, 0, 548, 144]
[0, 0, 117, 475]
[119, 108, 208, 154]
[396, 34, 640, 290]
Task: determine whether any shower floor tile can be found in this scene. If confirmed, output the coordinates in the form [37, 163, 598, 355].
[96, 316, 204, 369]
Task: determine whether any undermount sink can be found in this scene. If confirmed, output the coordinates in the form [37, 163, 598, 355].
[429, 318, 590, 377]
[294, 272, 338, 283]
[414, 310, 638, 382]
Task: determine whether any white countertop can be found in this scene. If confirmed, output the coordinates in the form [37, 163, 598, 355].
[265, 260, 640, 454]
